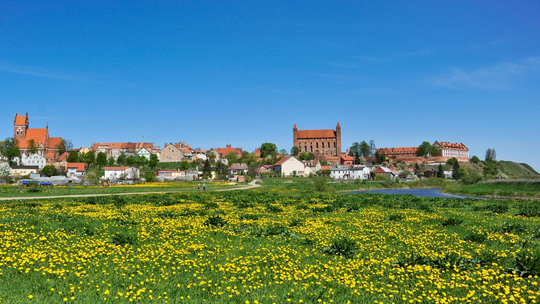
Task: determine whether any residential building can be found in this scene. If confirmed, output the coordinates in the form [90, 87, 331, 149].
[293, 123, 341, 157]
[66, 163, 86, 178]
[330, 166, 370, 180]
[13, 153, 47, 169]
[373, 167, 397, 179]
[10, 165, 40, 176]
[302, 160, 321, 173]
[161, 143, 183, 162]
[103, 166, 140, 181]
[228, 163, 248, 176]
[273, 156, 306, 177]
[157, 170, 186, 180]
[137, 147, 152, 160]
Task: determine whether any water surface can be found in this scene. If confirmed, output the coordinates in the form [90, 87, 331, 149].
[351, 188, 472, 199]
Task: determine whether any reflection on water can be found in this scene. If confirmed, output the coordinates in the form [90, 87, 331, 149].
[352, 188, 472, 199]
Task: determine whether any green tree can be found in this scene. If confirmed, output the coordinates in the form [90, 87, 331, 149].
[96, 152, 107, 167]
[430, 145, 441, 157]
[260, 143, 277, 158]
[470, 155, 480, 164]
[360, 141, 370, 157]
[485, 148, 497, 161]
[307, 152, 316, 160]
[136, 155, 148, 167]
[416, 141, 432, 157]
[67, 151, 79, 163]
[290, 146, 300, 156]
[117, 155, 126, 166]
[179, 160, 190, 171]
[82, 151, 95, 165]
[41, 165, 56, 177]
[349, 142, 361, 156]
[299, 152, 309, 161]
[149, 154, 159, 170]
[202, 158, 212, 179]
[437, 164, 444, 178]
[226, 151, 239, 165]
[5, 146, 21, 165]
[27, 139, 38, 154]
[279, 149, 288, 156]
[144, 172, 157, 182]
[240, 153, 258, 165]
[107, 157, 115, 166]
[456, 167, 469, 180]
[126, 155, 136, 166]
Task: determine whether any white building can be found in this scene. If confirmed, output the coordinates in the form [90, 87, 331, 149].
[137, 148, 152, 160]
[13, 153, 47, 169]
[330, 166, 370, 180]
[103, 166, 140, 181]
[66, 163, 86, 178]
[273, 156, 307, 177]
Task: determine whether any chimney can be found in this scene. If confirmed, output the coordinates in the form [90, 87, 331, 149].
[227, 144, 231, 149]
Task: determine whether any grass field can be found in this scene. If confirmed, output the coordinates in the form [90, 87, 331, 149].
[0, 182, 241, 198]
[445, 181, 540, 198]
[1, 187, 540, 303]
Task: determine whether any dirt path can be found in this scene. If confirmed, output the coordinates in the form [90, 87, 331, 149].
[0, 180, 262, 201]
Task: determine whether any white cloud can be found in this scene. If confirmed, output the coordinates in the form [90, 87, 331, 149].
[427, 57, 540, 89]
[0, 60, 80, 81]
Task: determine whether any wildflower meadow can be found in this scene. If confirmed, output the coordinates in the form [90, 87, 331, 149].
[1, 188, 540, 303]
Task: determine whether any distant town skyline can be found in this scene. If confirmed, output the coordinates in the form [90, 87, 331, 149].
[1, 1, 539, 171]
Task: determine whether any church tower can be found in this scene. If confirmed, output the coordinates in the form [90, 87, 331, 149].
[336, 122, 341, 156]
[14, 112, 29, 141]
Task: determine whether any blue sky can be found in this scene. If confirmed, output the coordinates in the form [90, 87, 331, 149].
[1, 1, 539, 171]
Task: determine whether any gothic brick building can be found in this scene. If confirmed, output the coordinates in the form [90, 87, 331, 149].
[293, 123, 341, 157]
[14, 112, 63, 160]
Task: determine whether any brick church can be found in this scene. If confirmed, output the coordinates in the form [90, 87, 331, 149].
[293, 123, 342, 157]
[13, 112, 63, 160]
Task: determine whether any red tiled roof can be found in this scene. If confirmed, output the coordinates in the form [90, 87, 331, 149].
[228, 163, 248, 170]
[104, 166, 132, 171]
[341, 156, 355, 161]
[58, 152, 70, 161]
[273, 156, 291, 166]
[320, 166, 331, 171]
[296, 129, 336, 139]
[45, 153, 55, 159]
[434, 141, 468, 151]
[215, 147, 242, 156]
[377, 147, 418, 155]
[15, 115, 27, 125]
[67, 163, 86, 172]
[25, 129, 48, 146]
[47, 137, 63, 149]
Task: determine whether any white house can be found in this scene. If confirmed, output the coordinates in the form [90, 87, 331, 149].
[66, 163, 86, 178]
[13, 153, 47, 169]
[273, 156, 307, 177]
[103, 166, 140, 181]
[228, 163, 248, 176]
[137, 148, 152, 160]
[330, 166, 370, 180]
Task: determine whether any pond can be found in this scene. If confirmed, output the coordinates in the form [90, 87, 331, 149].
[350, 188, 474, 199]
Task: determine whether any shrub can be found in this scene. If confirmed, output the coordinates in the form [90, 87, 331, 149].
[388, 214, 404, 221]
[323, 237, 358, 259]
[204, 215, 227, 227]
[110, 233, 137, 246]
[314, 177, 328, 192]
[508, 250, 540, 278]
[441, 217, 464, 227]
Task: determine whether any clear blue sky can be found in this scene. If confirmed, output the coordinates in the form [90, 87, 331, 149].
[1, 1, 539, 171]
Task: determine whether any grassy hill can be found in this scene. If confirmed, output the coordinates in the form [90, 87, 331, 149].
[499, 161, 539, 179]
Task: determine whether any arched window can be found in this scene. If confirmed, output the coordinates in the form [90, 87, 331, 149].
[322, 143, 324, 149]
[316, 143, 318, 149]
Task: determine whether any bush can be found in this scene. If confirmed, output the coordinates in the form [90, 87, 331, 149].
[110, 233, 137, 246]
[508, 249, 540, 278]
[314, 177, 328, 192]
[204, 215, 227, 227]
[144, 172, 157, 182]
[323, 237, 358, 259]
